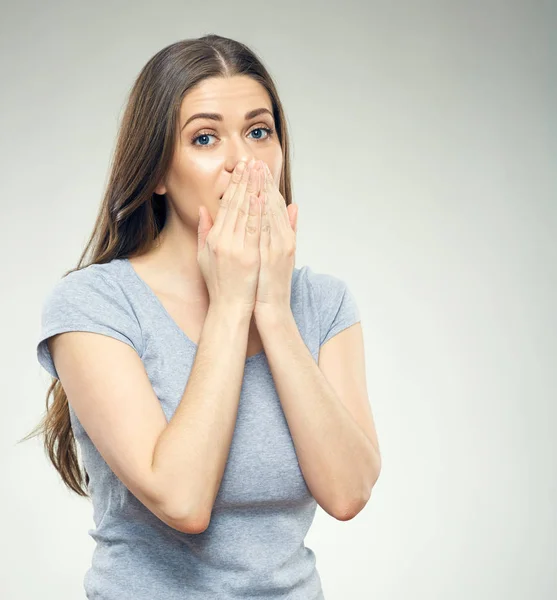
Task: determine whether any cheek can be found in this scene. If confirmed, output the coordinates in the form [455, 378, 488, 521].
[163, 157, 191, 192]
[183, 152, 222, 186]
[168, 158, 213, 196]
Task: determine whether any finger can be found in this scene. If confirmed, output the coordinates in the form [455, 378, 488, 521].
[212, 160, 247, 237]
[197, 205, 213, 253]
[263, 163, 289, 234]
[262, 171, 287, 248]
[288, 203, 298, 233]
[244, 193, 262, 249]
[235, 161, 261, 236]
[268, 196, 285, 251]
[221, 159, 254, 237]
[260, 191, 271, 256]
[257, 164, 266, 204]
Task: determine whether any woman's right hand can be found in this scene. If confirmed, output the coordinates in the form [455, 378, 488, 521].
[197, 158, 264, 314]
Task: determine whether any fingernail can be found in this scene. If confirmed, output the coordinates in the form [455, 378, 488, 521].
[236, 161, 245, 173]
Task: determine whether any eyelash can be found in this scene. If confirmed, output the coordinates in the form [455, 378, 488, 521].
[190, 126, 275, 148]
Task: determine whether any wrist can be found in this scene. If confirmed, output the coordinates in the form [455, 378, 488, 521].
[208, 300, 254, 324]
[253, 304, 294, 326]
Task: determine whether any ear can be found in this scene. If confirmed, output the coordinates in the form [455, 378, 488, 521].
[155, 181, 167, 195]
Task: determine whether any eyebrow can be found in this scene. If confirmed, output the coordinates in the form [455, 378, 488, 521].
[181, 107, 274, 131]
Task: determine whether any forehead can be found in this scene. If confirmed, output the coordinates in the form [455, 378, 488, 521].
[180, 75, 272, 123]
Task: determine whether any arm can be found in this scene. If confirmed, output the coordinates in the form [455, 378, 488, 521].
[255, 308, 381, 520]
[49, 301, 252, 535]
[150, 301, 252, 530]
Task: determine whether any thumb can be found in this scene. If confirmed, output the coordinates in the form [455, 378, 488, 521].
[197, 206, 213, 251]
[288, 204, 298, 233]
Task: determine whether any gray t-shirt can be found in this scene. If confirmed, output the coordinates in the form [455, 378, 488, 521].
[36, 257, 360, 599]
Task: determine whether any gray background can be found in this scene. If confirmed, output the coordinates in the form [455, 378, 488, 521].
[3, 0, 555, 598]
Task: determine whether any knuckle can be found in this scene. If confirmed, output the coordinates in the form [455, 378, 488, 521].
[205, 232, 216, 247]
[233, 189, 245, 205]
[240, 251, 258, 268]
[232, 171, 243, 184]
[213, 241, 228, 257]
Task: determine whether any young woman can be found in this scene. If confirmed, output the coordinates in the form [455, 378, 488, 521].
[27, 34, 381, 599]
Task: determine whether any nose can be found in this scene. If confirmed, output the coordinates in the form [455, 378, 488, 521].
[226, 157, 258, 175]
[228, 140, 258, 170]
[236, 157, 257, 168]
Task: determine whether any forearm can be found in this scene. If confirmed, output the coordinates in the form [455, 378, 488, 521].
[256, 309, 380, 519]
[151, 302, 252, 527]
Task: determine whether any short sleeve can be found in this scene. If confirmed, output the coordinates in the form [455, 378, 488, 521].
[306, 267, 361, 347]
[36, 267, 143, 379]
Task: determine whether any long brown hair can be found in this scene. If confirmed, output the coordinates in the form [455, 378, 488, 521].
[19, 34, 293, 497]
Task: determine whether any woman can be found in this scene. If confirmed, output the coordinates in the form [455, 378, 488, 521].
[27, 34, 381, 599]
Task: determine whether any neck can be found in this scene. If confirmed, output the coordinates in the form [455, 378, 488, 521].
[144, 210, 209, 303]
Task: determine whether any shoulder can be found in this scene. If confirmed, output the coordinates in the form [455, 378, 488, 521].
[294, 264, 361, 347]
[37, 260, 143, 378]
[295, 264, 351, 304]
[42, 260, 129, 310]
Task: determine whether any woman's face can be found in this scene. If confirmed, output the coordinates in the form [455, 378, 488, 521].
[155, 75, 283, 225]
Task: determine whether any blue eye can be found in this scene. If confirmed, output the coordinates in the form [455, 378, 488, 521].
[191, 127, 275, 148]
[192, 133, 216, 147]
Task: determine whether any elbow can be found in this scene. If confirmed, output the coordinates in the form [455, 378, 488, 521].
[334, 465, 381, 522]
[333, 493, 369, 521]
[174, 512, 211, 534]
[160, 498, 211, 535]
[148, 469, 212, 534]
[166, 506, 211, 534]
[333, 492, 371, 522]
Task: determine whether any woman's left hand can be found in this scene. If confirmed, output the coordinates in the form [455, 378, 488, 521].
[254, 162, 298, 317]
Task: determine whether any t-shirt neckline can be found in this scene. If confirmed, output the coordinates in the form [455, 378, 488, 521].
[120, 257, 265, 363]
